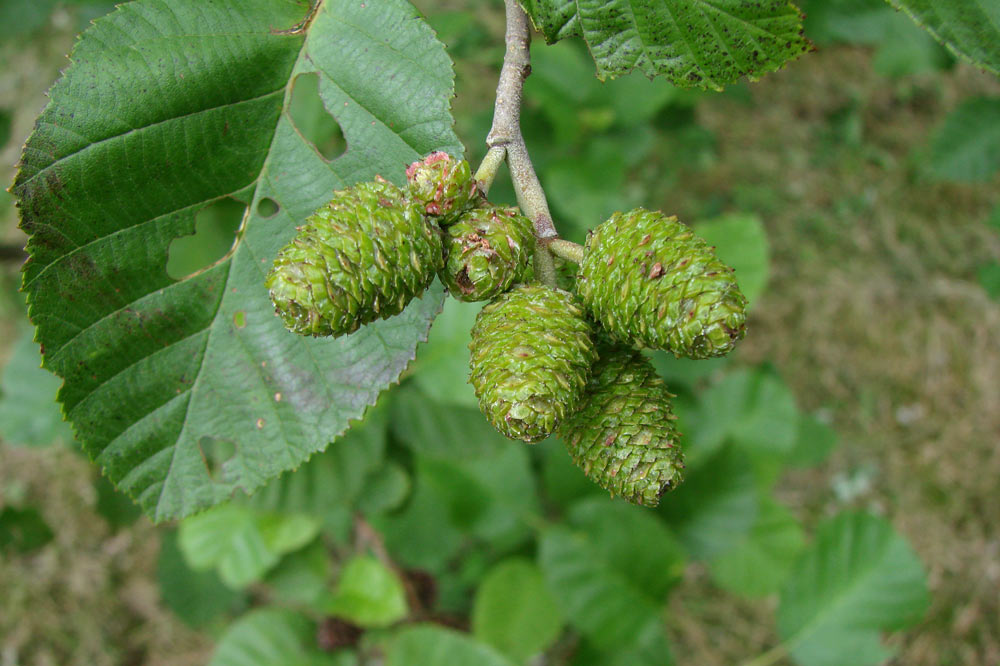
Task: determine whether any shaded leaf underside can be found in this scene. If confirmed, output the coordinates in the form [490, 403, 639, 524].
[521, 0, 811, 88]
[14, 0, 461, 521]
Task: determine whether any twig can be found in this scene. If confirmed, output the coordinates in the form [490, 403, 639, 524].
[474, 145, 506, 195]
[547, 239, 584, 264]
[487, 0, 559, 287]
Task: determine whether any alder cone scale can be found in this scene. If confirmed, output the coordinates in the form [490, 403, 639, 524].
[440, 205, 535, 302]
[469, 285, 597, 442]
[405, 151, 481, 224]
[577, 208, 747, 359]
[558, 344, 684, 506]
[266, 179, 443, 338]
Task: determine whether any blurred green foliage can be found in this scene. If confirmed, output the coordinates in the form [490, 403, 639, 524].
[7, 0, 990, 663]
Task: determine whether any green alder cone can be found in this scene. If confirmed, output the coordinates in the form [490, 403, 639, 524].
[558, 344, 684, 507]
[266, 178, 444, 338]
[469, 285, 597, 442]
[440, 205, 535, 302]
[405, 151, 481, 224]
[577, 208, 747, 358]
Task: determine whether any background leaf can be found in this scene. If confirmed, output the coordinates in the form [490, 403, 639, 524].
[0, 325, 73, 447]
[709, 498, 806, 598]
[695, 213, 770, 306]
[386, 625, 516, 666]
[539, 499, 685, 649]
[209, 608, 337, 666]
[659, 444, 759, 560]
[472, 558, 565, 662]
[778, 512, 930, 666]
[323, 555, 408, 628]
[0, 506, 54, 553]
[521, 0, 811, 89]
[178, 503, 320, 589]
[928, 97, 1000, 182]
[157, 530, 246, 628]
[886, 0, 1000, 76]
[13, 0, 461, 521]
[688, 367, 799, 467]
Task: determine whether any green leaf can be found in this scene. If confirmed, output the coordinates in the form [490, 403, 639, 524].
[886, 0, 1000, 76]
[0, 506, 54, 553]
[0, 326, 73, 447]
[472, 558, 565, 663]
[786, 413, 838, 468]
[418, 446, 540, 549]
[390, 384, 506, 460]
[978, 261, 1000, 301]
[411, 299, 482, 408]
[568, 498, 687, 598]
[246, 402, 387, 517]
[0, 0, 57, 39]
[709, 498, 806, 598]
[572, 619, 675, 666]
[323, 555, 409, 629]
[374, 480, 464, 571]
[695, 213, 770, 306]
[659, 444, 759, 560]
[265, 540, 332, 607]
[540, 436, 606, 508]
[178, 503, 320, 589]
[386, 625, 516, 666]
[94, 473, 142, 530]
[209, 608, 336, 666]
[544, 142, 630, 236]
[928, 97, 1000, 182]
[158, 530, 245, 628]
[689, 367, 799, 466]
[800, 0, 901, 45]
[539, 499, 684, 649]
[778, 512, 930, 666]
[14, 0, 461, 522]
[356, 462, 411, 517]
[522, 0, 812, 89]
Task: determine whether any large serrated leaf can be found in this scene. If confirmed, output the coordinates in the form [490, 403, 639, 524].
[886, 0, 1000, 76]
[522, 0, 812, 88]
[13, 0, 462, 521]
[777, 512, 930, 666]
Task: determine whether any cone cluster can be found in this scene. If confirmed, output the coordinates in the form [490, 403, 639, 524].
[266, 151, 749, 507]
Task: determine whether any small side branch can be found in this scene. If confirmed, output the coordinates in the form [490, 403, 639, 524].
[547, 239, 584, 264]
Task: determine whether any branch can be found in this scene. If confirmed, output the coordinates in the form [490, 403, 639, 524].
[487, 0, 559, 287]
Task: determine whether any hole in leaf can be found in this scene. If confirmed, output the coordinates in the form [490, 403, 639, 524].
[198, 436, 237, 482]
[233, 311, 247, 329]
[166, 197, 245, 280]
[289, 72, 346, 161]
[257, 197, 279, 218]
